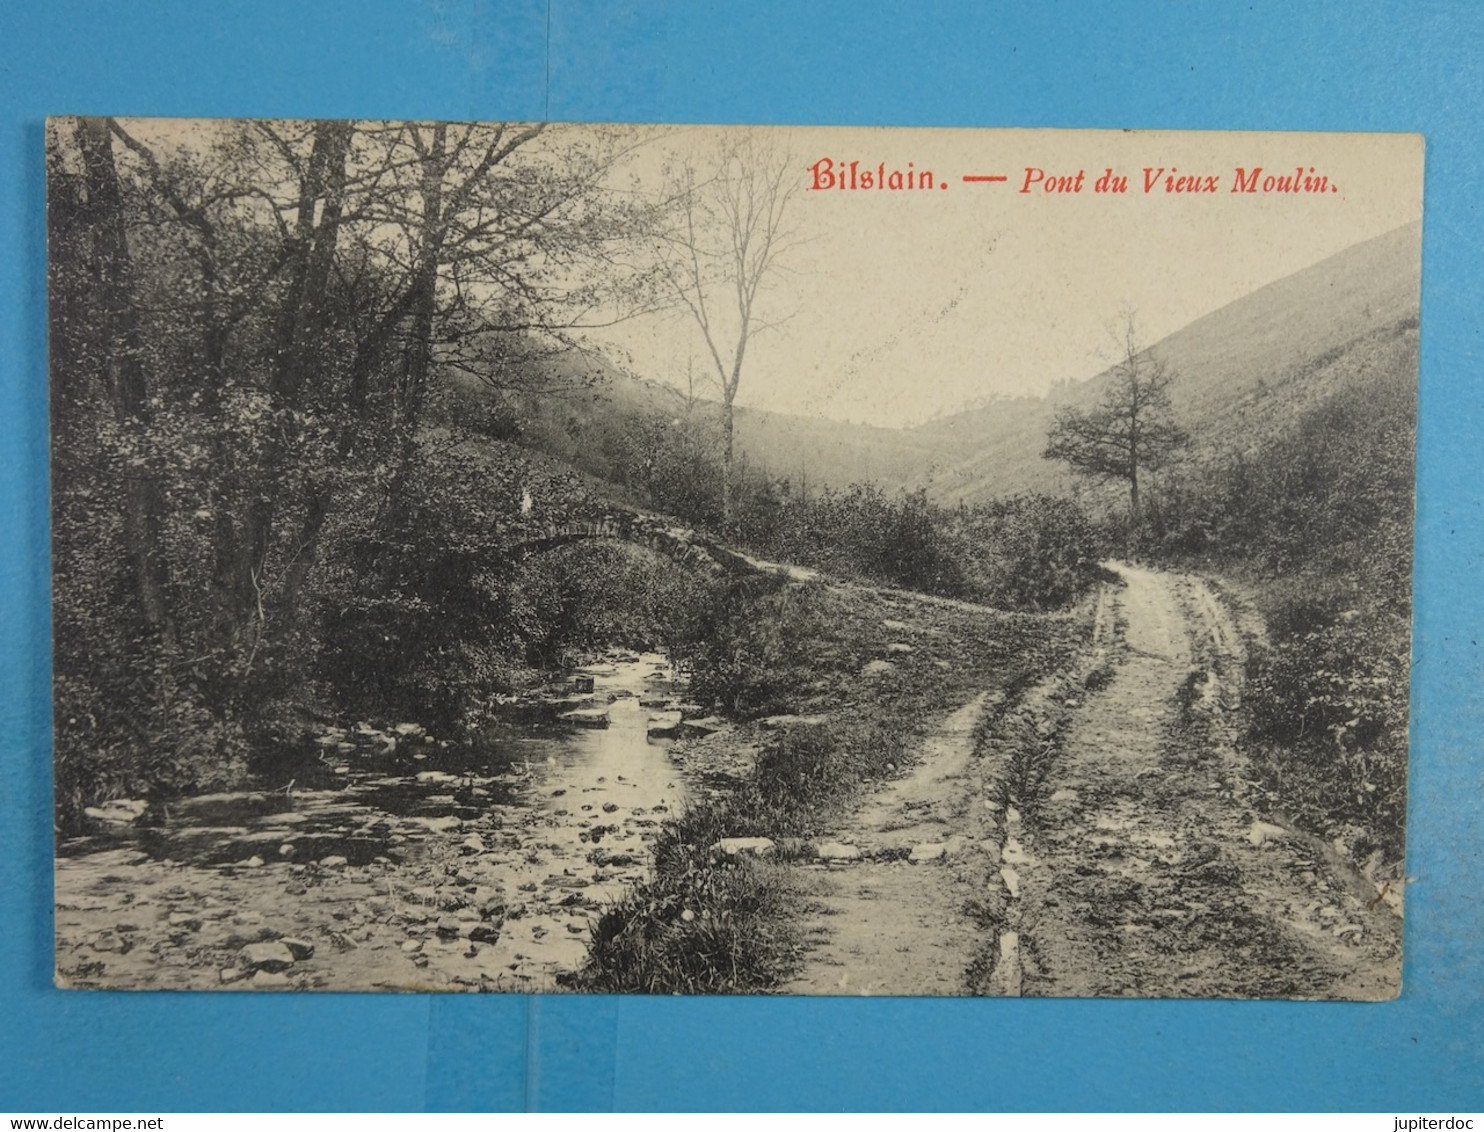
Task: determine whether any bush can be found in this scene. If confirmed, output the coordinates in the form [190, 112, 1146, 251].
[577, 853, 798, 994]
[958, 493, 1105, 610]
[679, 577, 828, 718]
[752, 722, 907, 835]
[315, 439, 580, 733]
[1244, 610, 1409, 858]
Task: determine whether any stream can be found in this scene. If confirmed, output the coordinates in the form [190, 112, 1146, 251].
[54, 652, 692, 991]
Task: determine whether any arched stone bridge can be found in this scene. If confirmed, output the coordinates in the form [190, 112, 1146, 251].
[517, 508, 817, 582]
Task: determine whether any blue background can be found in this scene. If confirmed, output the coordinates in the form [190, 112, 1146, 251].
[2, 0, 1481, 1112]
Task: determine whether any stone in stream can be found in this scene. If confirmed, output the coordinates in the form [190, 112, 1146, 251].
[167, 912, 202, 931]
[435, 915, 465, 938]
[83, 799, 149, 825]
[468, 923, 501, 944]
[675, 716, 726, 738]
[712, 837, 775, 858]
[909, 843, 947, 864]
[559, 707, 610, 728]
[239, 941, 297, 972]
[280, 937, 315, 961]
[242, 856, 266, 869]
[319, 855, 349, 869]
[1247, 820, 1289, 848]
[401, 940, 423, 954]
[1000, 839, 1030, 866]
[460, 834, 486, 855]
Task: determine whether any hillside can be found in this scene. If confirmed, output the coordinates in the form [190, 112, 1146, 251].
[451, 344, 981, 496]
[921, 221, 1422, 505]
[469, 220, 1421, 509]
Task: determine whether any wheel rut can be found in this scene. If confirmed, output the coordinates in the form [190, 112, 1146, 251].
[1017, 563, 1402, 1000]
[777, 563, 1402, 999]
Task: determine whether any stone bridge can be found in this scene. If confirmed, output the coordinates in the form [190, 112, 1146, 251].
[517, 508, 816, 582]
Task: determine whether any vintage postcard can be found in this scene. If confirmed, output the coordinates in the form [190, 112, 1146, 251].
[49, 119, 1420, 996]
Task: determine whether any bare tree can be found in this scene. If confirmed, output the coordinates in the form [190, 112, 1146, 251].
[1043, 318, 1187, 534]
[651, 135, 798, 531]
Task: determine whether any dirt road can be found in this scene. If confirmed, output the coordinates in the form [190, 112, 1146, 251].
[780, 563, 1402, 999]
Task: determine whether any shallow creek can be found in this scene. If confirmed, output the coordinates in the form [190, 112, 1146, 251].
[54, 652, 690, 991]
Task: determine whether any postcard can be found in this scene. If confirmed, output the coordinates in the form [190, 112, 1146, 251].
[48, 119, 1420, 996]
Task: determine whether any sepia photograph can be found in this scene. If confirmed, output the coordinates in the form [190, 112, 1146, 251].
[48, 118, 1421, 997]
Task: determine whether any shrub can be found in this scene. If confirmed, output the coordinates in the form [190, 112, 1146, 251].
[577, 853, 798, 994]
[958, 493, 1105, 610]
[679, 577, 828, 718]
[1244, 610, 1409, 857]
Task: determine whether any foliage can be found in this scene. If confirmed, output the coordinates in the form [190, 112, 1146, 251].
[1244, 613, 1409, 850]
[1144, 327, 1417, 862]
[678, 578, 829, 718]
[47, 116, 650, 828]
[511, 541, 709, 667]
[956, 494, 1106, 610]
[577, 851, 798, 994]
[1043, 322, 1187, 525]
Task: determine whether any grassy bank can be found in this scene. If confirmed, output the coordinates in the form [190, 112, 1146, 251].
[569, 579, 1088, 994]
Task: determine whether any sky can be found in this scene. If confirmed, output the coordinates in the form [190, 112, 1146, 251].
[584, 124, 1423, 427]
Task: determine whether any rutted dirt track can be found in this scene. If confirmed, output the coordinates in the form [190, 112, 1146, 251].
[781, 563, 1402, 999]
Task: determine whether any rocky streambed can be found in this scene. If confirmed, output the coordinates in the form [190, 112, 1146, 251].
[54, 652, 696, 992]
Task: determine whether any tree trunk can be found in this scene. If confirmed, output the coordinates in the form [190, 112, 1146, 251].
[239, 121, 352, 646]
[721, 396, 735, 533]
[382, 126, 449, 524]
[73, 117, 174, 639]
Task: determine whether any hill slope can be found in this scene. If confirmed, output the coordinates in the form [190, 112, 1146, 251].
[472, 221, 1420, 508]
[920, 221, 1422, 504]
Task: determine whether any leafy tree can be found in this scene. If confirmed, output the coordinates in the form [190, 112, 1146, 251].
[1042, 320, 1187, 533]
[46, 116, 653, 826]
